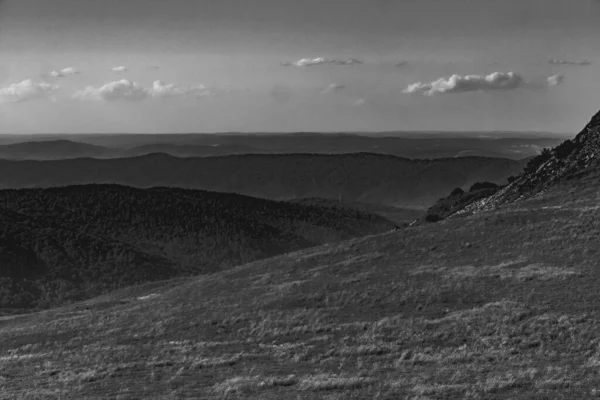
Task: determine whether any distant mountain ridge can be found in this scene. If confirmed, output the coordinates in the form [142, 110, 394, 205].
[0, 153, 527, 208]
[0, 140, 112, 160]
[0, 135, 564, 160]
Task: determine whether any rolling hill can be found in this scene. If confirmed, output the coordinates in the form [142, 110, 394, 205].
[0, 184, 397, 310]
[0, 153, 527, 208]
[123, 143, 259, 158]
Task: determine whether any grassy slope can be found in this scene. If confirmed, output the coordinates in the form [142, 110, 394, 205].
[0, 177, 599, 399]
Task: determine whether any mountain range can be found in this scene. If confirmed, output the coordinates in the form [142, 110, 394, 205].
[0, 134, 564, 160]
[0, 153, 527, 209]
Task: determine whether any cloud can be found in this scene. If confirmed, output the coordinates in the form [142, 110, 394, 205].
[0, 79, 58, 103]
[354, 98, 366, 106]
[150, 80, 211, 99]
[548, 58, 591, 66]
[546, 74, 565, 86]
[320, 83, 346, 95]
[73, 79, 148, 102]
[395, 61, 408, 67]
[282, 57, 363, 67]
[403, 72, 526, 96]
[111, 66, 128, 73]
[50, 67, 80, 78]
[73, 80, 213, 102]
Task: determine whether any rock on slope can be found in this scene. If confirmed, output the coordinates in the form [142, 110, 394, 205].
[452, 109, 600, 216]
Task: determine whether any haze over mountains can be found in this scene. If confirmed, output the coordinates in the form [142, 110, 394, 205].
[0, 133, 565, 160]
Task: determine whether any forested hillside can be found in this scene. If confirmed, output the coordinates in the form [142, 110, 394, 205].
[0, 185, 396, 311]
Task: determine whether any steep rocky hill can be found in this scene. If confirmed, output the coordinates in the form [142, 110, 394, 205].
[450, 110, 600, 217]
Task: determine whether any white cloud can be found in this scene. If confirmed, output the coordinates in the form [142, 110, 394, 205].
[151, 80, 211, 99]
[50, 67, 80, 77]
[111, 66, 128, 73]
[0, 79, 58, 103]
[73, 80, 213, 102]
[282, 57, 363, 67]
[403, 72, 526, 96]
[354, 98, 366, 106]
[546, 74, 565, 86]
[320, 83, 346, 95]
[549, 59, 591, 66]
[73, 79, 148, 102]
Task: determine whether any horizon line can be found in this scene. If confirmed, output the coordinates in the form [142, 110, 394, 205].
[0, 130, 572, 137]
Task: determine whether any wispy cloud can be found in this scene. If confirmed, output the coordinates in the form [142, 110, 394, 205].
[546, 74, 565, 86]
[319, 83, 346, 95]
[403, 72, 526, 96]
[111, 66, 128, 73]
[395, 61, 408, 67]
[281, 57, 363, 67]
[73, 80, 212, 102]
[0, 79, 58, 103]
[548, 58, 591, 66]
[49, 67, 80, 78]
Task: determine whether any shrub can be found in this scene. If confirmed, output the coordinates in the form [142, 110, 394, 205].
[523, 148, 552, 175]
[450, 188, 464, 197]
[553, 139, 577, 160]
[469, 181, 500, 192]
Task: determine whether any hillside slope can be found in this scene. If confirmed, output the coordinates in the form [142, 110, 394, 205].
[0, 185, 396, 310]
[0, 175, 599, 398]
[0, 153, 526, 208]
[452, 109, 600, 216]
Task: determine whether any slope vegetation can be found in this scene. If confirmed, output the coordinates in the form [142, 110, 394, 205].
[0, 184, 396, 310]
[0, 153, 526, 208]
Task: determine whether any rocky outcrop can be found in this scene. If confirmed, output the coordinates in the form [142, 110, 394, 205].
[451, 109, 600, 216]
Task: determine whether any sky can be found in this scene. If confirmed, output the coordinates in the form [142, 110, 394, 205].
[0, 0, 599, 134]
